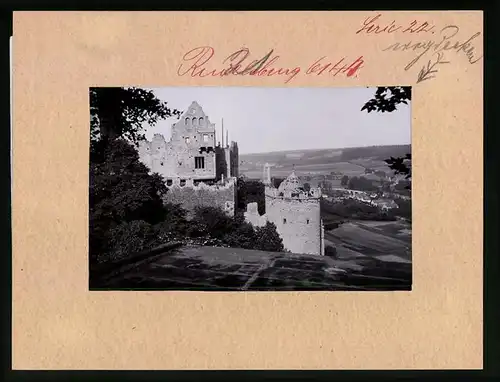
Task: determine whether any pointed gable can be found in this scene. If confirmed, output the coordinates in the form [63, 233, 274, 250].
[181, 101, 209, 128]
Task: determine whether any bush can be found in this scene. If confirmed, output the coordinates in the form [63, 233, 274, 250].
[222, 221, 257, 249]
[192, 206, 235, 239]
[389, 199, 412, 221]
[105, 220, 159, 263]
[254, 222, 284, 252]
[155, 202, 190, 240]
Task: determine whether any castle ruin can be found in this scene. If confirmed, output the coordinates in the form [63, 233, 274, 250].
[245, 163, 325, 256]
[138, 101, 239, 216]
[138, 101, 324, 256]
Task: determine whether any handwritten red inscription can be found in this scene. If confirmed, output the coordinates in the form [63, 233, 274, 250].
[356, 14, 435, 35]
[177, 47, 364, 83]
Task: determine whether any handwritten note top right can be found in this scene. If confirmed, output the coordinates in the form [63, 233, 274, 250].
[356, 13, 483, 83]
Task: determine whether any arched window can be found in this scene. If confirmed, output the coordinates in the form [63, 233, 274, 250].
[193, 118, 198, 126]
[185, 118, 190, 126]
[199, 117, 204, 125]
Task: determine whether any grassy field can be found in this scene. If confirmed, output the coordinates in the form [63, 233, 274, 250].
[239, 145, 409, 179]
[325, 220, 411, 262]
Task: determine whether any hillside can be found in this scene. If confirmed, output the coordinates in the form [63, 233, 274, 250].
[239, 144, 411, 179]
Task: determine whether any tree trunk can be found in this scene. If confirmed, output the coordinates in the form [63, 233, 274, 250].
[97, 88, 123, 140]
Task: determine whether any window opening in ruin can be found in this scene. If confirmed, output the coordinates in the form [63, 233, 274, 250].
[160, 162, 164, 166]
[283, 218, 287, 224]
[203, 134, 209, 142]
[185, 137, 190, 144]
[166, 179, 172, 186]
[180, 179, 186, 186]
[195, 156, 205, 169]
[307, 219, 310, 224]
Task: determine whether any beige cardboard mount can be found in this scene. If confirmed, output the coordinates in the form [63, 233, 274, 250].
[12, 11, 483, 370]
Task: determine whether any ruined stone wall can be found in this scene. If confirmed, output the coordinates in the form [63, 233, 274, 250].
[244, 202, 267, 227]
[138, 101, 218, 181]
[164, 178, 236, 217]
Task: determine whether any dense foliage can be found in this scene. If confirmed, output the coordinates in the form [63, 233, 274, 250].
[236, 177, 266, 215]
[89, 137, 286, 264]
[348, 176, 378, 192]
[321, 199, 395, 222]
[361, 86, 411, 113]
[191, 206, 285, 252]
[90, 87, 182, 144]
[361, 87, 412, 182]
[89, 138, 168, 263]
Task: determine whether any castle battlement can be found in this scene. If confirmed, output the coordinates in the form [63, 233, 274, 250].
[265, 186, 322, 201]
[168, 176, 237, 190]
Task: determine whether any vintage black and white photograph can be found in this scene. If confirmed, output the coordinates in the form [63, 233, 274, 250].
[89, 86, 412, 291]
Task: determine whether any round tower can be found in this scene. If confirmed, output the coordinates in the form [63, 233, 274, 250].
[265, 170, 323, 255]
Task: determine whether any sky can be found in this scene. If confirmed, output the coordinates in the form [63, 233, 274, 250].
[143, 87, 411, 155]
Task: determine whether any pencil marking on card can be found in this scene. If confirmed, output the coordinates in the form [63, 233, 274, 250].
[356, 14, 483, 83]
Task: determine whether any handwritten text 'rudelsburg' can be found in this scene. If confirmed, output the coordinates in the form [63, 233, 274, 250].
[177, 47, 364, 83]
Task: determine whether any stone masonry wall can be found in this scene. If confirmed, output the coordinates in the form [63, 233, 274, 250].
[164, 178, 236, 218]
[244, 202, 267, 227]
[265, 194, 322, 256]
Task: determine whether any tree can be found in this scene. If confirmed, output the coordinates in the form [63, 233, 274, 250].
[362, 87, 412, 182]
[192, 206, 235, 239]
[90, 87, 182, 144]
[348, 176, 377, 191]
[361, 86, 411, 113]
[385, 154, 411, 180]
[237, 177, 265, 215]
[341, 175, 349, 186]
[254, 222, 285, 252]
[89, 138, 168, 263]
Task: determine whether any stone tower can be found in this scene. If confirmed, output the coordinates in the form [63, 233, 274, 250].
[263, 170, 324, 256]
